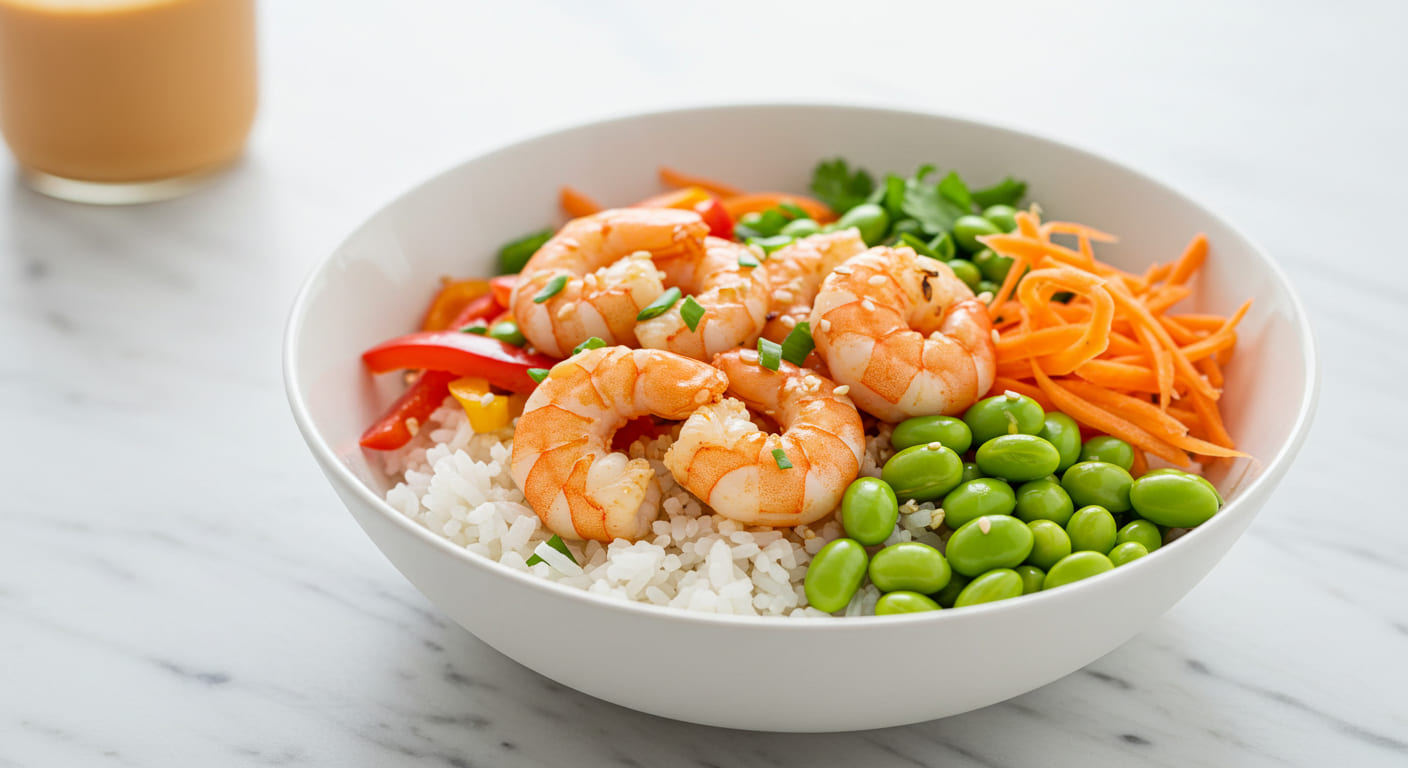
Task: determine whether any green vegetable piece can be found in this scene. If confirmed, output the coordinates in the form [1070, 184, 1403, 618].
[975, 279, 1000, 296]
[1025, 519, 1073, 571]
[898, 231, 939, 259]
[487, 321, 526, 347]
[840, 477, 899, 546]
[963, 392, 1046, 446]
[532, 274, 568, 303]
[945, 515, 1035, 577]
[891, 414, 973, 454]
[971, 177, 1028, 209]
[937, 171, 974, 214]
[881, 174, 907, 220]
[973, 248, 1015, 283]
[779, 322, 815, 366]
[947, 258, 982, 290]
[954, 568, 1024, 607]
[1042, 551, 1114, 590]
[498, 228, 553, 274]
[933, 572, 971, 608]
[810, 159, 875, 214]
[738, 252, 760, 268]
[1108, 541, 1149, 567]
[527, 368, 550, 384]
[941, 478, 1017, 530]
[1014, 478, 1075, 525]
[1117, 519, 1163, 552]
[929, 232, 957, 261]
[976, 434, 1061, 483]
[1061, 461, 1134, 513]
[1066, 505, 1118, 553]
[779, 202, 810, 220]
[982, 204, 1018, 233]
[901, 165, 969, 235]
[772, 448, 793, 470]
[1129, 472, 1221, 528]
[804, 538, 869, 613]
[960, 461, 985, 482]
[953, 215, 1002, 253]
[526, 534, 576, 566]
[757, 337, 783, 371]
[572, 336, 606, 356]
[881, 443, 964, 501]
[636, 287, 682, 321]
[748, 234, 796, 254]
[869, 542, 952, 594]
[835, 203, 890, 246]
[875, 590, 942, 615]
[889, 219, 925, 243]
[680, 296, 705, 331]
[460, 324, 488, 335]
[1039, 412, 1083, 472]
[1143, 468, 1224, 505]
[779, 218, 820, 238]
[1080, 436, 1135, 471]
[1014, 564, 1046, 595]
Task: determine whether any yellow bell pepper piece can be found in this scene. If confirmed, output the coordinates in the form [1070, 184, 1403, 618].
[448, 377, 511, 433]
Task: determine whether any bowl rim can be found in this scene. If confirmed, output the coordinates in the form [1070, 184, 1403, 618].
[283, 101, 1320, 629]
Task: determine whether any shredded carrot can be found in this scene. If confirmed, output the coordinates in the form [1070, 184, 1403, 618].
[721, 192, 835, 223]
[1168, 234, 1209, 285]
[657, 166, 744, 198]
[559, 186, 602, 218]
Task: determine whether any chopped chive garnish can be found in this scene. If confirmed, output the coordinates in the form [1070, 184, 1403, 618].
[497, 228, 553, 274]
[527, 368, 550, 383]
[771, 448, 793, 469]
[460, 324, 488, 334]
[779, 321, 815, 366]
[532, 274, 568, 303]
[680, 296, 705, 332]
[636, 287, 682, 321]
[525, 534, 577, 566]
[737, 253, 760, 268]
[757, 337, 783, 371]
[572, 336, 606, 356]
[487, 321, 526, 347]
[747, 234, 794, 254]
[779, 202, 810, 220]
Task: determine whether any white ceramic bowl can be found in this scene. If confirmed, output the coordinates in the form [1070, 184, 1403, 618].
[284, 104, 1317, 732]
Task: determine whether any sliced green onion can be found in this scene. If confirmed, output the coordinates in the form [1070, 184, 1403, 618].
[488, 320, 526, 347]
[737, 252, 760, 268]
[525, 534, 577, 566]
[757, 337, 783, 371]
[779, 202, 810, 220]
[899, 232, 939, 260]
[747, 234, 794, 254]
[929, 232, 956, 261]
[680, 296, 705, 332]
[532, 274, 568, 303]
[636, 287, 682, 321]
[779, 321, 815, 366]
[772, 448, 793, 470]
[572, 336, 606, 356]
[497, 228, 553, 274]
[527, 368, 550, 384]
[460, 324, 488, 335]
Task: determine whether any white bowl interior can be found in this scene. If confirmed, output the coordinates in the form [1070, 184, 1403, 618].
[285, 105, 1316, 730]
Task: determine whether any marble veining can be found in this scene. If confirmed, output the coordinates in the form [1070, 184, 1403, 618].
[3, 1, 1406, 766]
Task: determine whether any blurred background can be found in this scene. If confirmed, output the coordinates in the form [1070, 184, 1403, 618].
[2, 1, 1405, 766]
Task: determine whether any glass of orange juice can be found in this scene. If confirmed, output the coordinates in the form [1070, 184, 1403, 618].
[0, 0, 257, 204]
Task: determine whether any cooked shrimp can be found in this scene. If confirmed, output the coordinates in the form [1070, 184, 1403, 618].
[664, 349, 865, 527]
[635, 237, 771, 360]
[810, 246, 996, 422]
[512, 208, 709, 357]
[758, 229, 867, 344]
[510, 346, 728, 542]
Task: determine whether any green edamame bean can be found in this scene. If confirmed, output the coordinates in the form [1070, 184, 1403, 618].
[891, 415, 972, 454]
[963, 393, 1045, 446]
[875, 591, 941, 615]
[1014, 564, 1045, 594]
[1129, 472, 1221, 528]
[960, 461, 985, 483]
[881, 443, 963, 501]
[1066, 505, 1118, 553]
[1117, 519, 1163, 552]
[972, 248, 1015, 283]
[946, 515, 1035, 577]
[890, 219, 925, 240]
[976, 434, 1061, 483]
[1042, 551, 1114, 590]
[941, 478, 1017, 530]
[975, 279, 1000, 296]
[803, 538, 868, 613]
[836, 203, 890, 246]
[1061, 461, 1134, 513]
[1143, 468, 1224, 505]
[954, 214, 1002, 253]
[487, 320, 527, 347]
[779, 218, 820, 238]
[869, 542, 951, 594]
[1025, 519, 1072, 571]
[1014, 478, 1075, 525]
[1079, 436, 1135, 471]
[933, 573, 970, 608]
[947, 259, 982, 290]
[1109, 541, 1149, 567]
[954, 568, 1024, 607]
[982, 204, 1018, 232]
[1039, 412, 1083, 472]
[840, 477, 899, 546]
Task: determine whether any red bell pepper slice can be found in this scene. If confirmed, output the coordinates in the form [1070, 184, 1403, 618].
[446, 293, 498, 329]
[489, 275, 519, 309]
[359, 370, 458, 450]
[635, 186, 734, 240]
[362, 330, 559, 393]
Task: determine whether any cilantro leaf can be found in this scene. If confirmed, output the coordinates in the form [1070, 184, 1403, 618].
[901, 166, 969, 235]
[810, 158, 875, 214]
[881, 173, 907, 221]
[971, 177, 1028, 209]
[937, 171, 974, 213]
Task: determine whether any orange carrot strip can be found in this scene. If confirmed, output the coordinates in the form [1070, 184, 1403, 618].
[1168, 234, 1209, 285]
[1144, 285, 1192, 315]
[722, 193, 835, 223]
[1043, 221, 1118, 243]
[1107, 331, 1144, 357]
[1072, 359, 1161, 392]
[1130, 447, 1149, 477]
[1197, 356, 1224, 389]
[1159, 315, 1204, 345]
[1061, 378, 1189, 437]
[657, 166, 743, 198]
[1107, 281, 1217, 400]
[1167, 314, 1229, 330]
[1016, 269, 1116, 375]
[995, 325, 1087, 361]
[1187, 385, 1235, 449]
[1130, 320, 1174, 409]
[1177, 300, 1251, 362]
[560, 186, 603, 218]
[1031, 365, 1189, 466]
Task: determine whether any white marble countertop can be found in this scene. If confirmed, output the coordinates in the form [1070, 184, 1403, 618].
[4, 1, 1406, 765]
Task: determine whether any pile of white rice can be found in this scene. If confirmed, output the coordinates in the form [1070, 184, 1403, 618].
[383, 399, 948, 617]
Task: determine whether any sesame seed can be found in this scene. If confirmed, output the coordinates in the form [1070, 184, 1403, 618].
[803, 529, 816, 539]
[867, 274, 887, 286]
[693, 389, 710, 404]
[773, 290, 795, 303]
[927, 442, 943, 450]
[479, 392, 496, 407]
[977, 291, 994, 303]
[780, 315, 797, 328]
[929, 509, 945, 529]
[977, 517, 992, 534]
[862, 299, 876, 311]
[819, 319, 832, 332]
[405, 417, 420, 436]
[556, 303, 573, 320]
[832, 385, 850, 396]
[741, 350, 759, 362]
[1005, 390, 1021, 400]
[833, 266, 853, 275]
[991, 329, 1001, 344]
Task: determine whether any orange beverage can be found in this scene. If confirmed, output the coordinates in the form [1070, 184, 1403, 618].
[0, 0, 257, 203]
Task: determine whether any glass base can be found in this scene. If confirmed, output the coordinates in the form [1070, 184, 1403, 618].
[20, 164, 227, 205]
